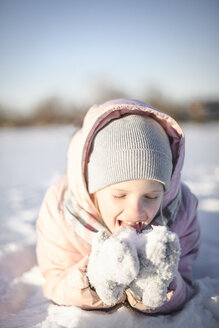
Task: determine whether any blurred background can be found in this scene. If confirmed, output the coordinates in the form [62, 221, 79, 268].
[0, 0, 219, 126]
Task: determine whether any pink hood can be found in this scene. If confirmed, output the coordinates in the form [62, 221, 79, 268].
[67, 98, 185, 218]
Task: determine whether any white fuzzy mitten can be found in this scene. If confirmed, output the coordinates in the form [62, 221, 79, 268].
[130, 225, 181, 308]
[87, 228, 140, 306]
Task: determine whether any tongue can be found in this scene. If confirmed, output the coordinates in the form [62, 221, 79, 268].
[135, 223, 142, 233]
[120, 221, 142, 233]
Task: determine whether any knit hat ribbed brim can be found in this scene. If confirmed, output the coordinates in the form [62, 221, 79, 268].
[87, 114, 173, 193]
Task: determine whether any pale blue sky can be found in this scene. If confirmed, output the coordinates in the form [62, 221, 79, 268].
[0, 0, 219, 113]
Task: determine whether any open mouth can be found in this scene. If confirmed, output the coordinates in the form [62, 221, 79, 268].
[117, 219, 147, 233]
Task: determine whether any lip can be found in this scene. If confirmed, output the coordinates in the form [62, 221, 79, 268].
[117, 219, 148, 233]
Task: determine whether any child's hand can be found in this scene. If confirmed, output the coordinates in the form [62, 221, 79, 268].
[87, 229, 140, 306]
[130, 225, 181, 308]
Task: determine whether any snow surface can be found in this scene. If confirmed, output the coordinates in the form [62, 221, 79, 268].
[0, 123, 219, 328]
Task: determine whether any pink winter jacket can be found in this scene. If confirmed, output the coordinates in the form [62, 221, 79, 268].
[36, 99, 200, 313]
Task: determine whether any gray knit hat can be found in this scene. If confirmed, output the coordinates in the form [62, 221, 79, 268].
[87, 114, 173, 193]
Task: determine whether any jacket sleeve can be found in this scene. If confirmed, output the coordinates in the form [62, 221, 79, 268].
[126, 183, 200, 314]
[36, 182, 119, 309]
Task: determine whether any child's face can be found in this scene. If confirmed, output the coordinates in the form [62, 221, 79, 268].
[94, 179, 163, 233]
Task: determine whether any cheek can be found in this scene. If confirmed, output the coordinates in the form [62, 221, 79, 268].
[146, 200, 162, 219]
[97, 198, 121, 222]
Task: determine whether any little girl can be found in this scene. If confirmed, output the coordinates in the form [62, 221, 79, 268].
[36, 98, 200, 313]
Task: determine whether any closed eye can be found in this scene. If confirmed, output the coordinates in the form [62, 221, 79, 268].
[113, 194, 126, 199]
[144, 195, 159, 200]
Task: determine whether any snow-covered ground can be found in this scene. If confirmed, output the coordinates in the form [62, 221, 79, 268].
[0, 123, 219, 328]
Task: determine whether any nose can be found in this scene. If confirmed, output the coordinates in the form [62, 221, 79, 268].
[124, 198, 146, 221]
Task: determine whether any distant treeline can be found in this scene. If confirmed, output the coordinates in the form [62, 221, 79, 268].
[0, 97, 219, 127]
